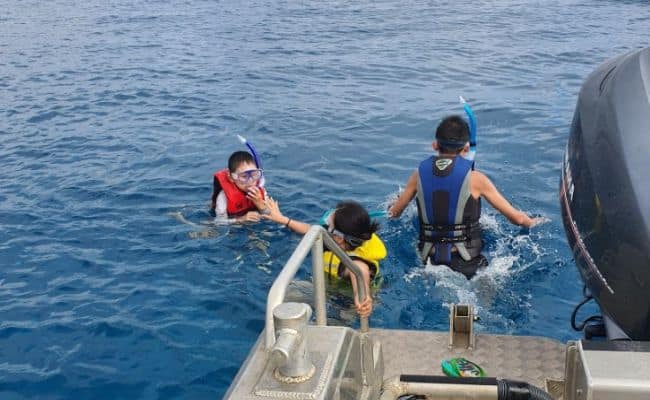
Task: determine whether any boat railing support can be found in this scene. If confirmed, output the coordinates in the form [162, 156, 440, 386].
[265, 225, 369, 349]
[449, 304, 475, 349]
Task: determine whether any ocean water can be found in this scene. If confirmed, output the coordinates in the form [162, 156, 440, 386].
[1, 0, 649, 398]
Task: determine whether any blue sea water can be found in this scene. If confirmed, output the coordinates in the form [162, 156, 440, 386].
[1, 0, 649, 398]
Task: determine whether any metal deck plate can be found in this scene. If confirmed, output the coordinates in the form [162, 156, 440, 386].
[225, 326, 353, 400]
[371, 329, 565, 388]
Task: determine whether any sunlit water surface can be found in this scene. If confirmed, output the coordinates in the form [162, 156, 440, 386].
[1, 1, 649, 398]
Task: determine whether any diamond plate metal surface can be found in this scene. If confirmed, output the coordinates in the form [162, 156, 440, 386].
[371, 329, 565, 388]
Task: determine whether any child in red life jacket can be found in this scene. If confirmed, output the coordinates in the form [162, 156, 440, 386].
[210, 151, 269, 223]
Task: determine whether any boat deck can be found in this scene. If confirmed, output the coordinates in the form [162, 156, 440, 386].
[371, 328, 566, 391]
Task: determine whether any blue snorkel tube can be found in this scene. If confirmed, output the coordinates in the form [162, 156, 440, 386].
[236, 134, 265, 186]
[459, 95, 477, 161]
[237, 134, 262, 169]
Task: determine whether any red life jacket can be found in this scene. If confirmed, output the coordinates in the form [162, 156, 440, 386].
[214, 169, 265, 217]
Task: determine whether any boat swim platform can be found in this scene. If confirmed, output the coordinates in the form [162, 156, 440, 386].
[226, 325, 567, 400]
[370, 328, 565, 390]
[226, 227, 568, 399]
[225, 225, 650, 399]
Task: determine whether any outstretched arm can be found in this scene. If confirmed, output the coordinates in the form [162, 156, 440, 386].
[473, 171, 541, 227]
[388, 171, 418, 218]
[263, 197, 311, 234]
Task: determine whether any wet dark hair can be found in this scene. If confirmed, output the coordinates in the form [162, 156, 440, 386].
[228, 151, 255, 172]
[435, 115, 470, 154]
[333, 201, 379, 249]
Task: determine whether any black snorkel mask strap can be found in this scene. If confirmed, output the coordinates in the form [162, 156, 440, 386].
[343, 234, 364, 248]
[329, 226, 365, 249]
[436, 138, 468, 150]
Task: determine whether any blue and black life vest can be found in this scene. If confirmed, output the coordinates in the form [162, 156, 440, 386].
[415, 155, 482, 264]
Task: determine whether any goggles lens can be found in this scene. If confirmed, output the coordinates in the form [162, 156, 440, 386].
[328, 225, 346, 239]
[231, 169, 263, 183]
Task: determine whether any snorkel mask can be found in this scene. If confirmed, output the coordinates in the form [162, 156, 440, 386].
[236, 134, 265, 187]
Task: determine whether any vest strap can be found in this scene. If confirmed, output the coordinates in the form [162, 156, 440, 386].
[420, 221, 480, 232]
[420, 221, 480, 244]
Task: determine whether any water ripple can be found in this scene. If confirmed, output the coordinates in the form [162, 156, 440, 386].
[1, 0, 649, 398]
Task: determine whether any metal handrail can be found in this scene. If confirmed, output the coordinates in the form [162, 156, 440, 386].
[265, 225, 369, 349]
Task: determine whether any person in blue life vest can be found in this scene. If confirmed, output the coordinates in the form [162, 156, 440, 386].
[388, 115, 543, 278]
[260, 198, 386, 317]
[210, 151, 270, 223]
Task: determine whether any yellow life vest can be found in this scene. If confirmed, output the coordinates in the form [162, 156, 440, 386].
[323, 233, 386, 279]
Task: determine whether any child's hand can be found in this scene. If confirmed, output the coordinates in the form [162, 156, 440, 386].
[387, 203, 401, 218]
[240, 211, 261, 223]
[262, 197, 284, 224]
[530, 216, 551, 227]
[246, 186, 265, 208]
[355, 295, 373, 318]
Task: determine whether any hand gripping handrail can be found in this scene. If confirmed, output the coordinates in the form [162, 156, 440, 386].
[265, 225, 369, 349]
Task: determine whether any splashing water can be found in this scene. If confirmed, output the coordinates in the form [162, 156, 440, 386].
[400, 211, 545, 333]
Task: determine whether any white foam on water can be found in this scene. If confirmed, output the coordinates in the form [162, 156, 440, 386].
[378, 187, 419, 220]
[479, 212, 544, 278]
[402, 211, 544, 332]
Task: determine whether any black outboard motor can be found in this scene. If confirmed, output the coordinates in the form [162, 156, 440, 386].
[560, 47, 650, 340]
